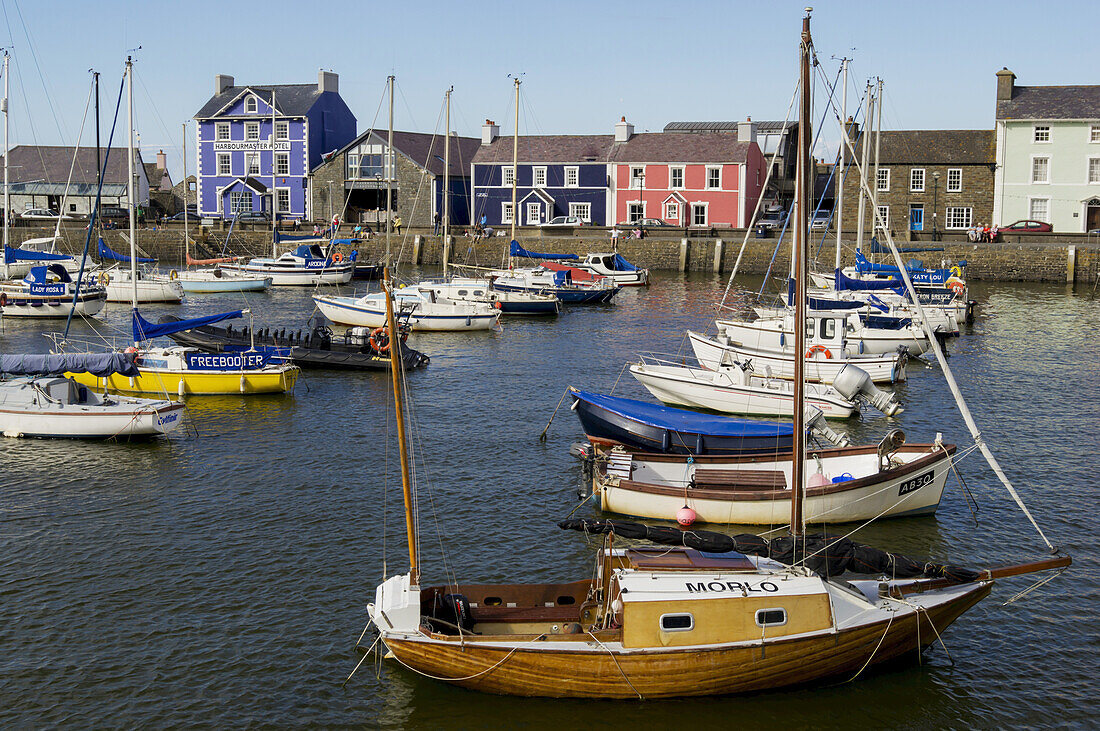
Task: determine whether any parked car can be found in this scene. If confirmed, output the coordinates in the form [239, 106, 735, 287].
[98, 206, 131, 222]
[619, 218, 674, 228]
[541, 215, 583, 227]
[758, 208, 788, 229]
[1000, 220, 1052, 233]
[20, 208, 73, 220]
[167, 208, 199, 221]
[810, 212, 831, 230]
[234, 211, 271, 224]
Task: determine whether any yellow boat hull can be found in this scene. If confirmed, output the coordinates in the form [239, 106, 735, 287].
[68, 366, 299, 396]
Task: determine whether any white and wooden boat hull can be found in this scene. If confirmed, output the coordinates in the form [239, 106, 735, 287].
[220, 262, 353, 286]
[0, 399, 185, 438]
[106, 279, 184, 303]
[177, 272, 272, 293]
[718, 318, 929, 356]
[313, 295, 501, 332]
[0, 292, 107, 318]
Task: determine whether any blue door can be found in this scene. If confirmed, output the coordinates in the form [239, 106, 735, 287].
[909, 205, 924, 232]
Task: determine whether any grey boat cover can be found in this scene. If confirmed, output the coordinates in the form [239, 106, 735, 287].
[0, 352, 139, 377]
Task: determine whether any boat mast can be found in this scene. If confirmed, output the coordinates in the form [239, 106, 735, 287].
[384, 267, 418, 585]
[94, 71, 101, 233]
[855, 81, 872, 253]
[182, 122, 188, 266]
[871, 77, 883, 242]
[3, 50, 9, 254]
[271, 88, 278, 258]
[442, 86, 451, 277]
[834, 56, 848, 271]
[126, 56, 139, 321]
[791, 8, 813, 538]
[509, 76, 519, 267]
[385, 75, 394, 266]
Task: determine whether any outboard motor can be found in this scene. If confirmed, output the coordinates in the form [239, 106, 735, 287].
[877, 428, 906, 470]
[805, 405, 850, 447]
[434, 593, 474, 632]
[832, 363, 904, 416]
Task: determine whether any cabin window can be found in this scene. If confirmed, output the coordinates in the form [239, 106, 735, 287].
[556, 595, 576, 605]
[756, 608, 787, 627]
[805, 318, 815, 338]
[473, 290, 484, 296]
[483, 596, 503, 606]
[660, 613, 694, 632]
[820, 318, 836, 339]
[457, 290, 468, 296]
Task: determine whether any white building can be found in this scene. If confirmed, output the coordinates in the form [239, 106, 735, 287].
[993, 68, 1100, 233]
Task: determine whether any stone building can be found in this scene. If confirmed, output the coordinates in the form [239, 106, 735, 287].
[0, 145, 151, 215]
[310, 129, 480, 228]
[839, 127, 995, 239]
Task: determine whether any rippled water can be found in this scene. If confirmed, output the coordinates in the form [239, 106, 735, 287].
[2, 272, 1097, 727]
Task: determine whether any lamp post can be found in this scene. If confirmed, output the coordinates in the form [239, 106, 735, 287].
[932, 171, 940, 241]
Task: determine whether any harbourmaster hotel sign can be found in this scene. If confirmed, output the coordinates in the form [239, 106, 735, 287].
[212, 140, 292, 152]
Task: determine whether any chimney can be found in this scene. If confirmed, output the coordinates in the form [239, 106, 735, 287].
[156, 150, 167, 170]
[318, 70, 339, 93]
[215, 74, 234, 95]
[737, 116, 757, 146]
[614, 116, 634, 143]
[844, 116, 859, 140]
[481, 119, 499, 146]
[996, 67, 1016, 102]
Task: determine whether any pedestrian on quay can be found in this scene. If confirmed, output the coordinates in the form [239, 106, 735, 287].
[394, 216, 403, 235]
[331, 214, 340, 236]
[313, 223, 321, 237]
[433, 211, 441, 235]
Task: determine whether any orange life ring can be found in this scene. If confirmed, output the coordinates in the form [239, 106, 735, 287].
[806, 345, 832, 359]
[494, 300, 503, 309]
[948, 280, 965, 296]
[369, 326, 390, 353]
[332, 251, 344, 262]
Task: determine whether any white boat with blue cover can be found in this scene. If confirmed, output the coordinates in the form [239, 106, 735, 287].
[313, 285, 501, 332]
[0, 263, 107, 318]
[0, 352, 185, 438]
[176, 268, 271, 293]
[2, 237, 79, 278]
[508, 241, 649, 286]
[219, 243, 354, 286]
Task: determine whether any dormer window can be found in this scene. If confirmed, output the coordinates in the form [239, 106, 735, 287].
[245, 95, 258, 113]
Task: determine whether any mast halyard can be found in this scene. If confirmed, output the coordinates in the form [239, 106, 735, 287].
[385, 75, 394, 267]
[126, 56, 139, 326]
[182, 122, 188, 266]
[271, 88, 277, 258]
[791, 8, 814, 539]
[508, 77, 520, 268]
[3, 50, 9, 255]
[442, 86, 452, 277]
[384, 266, 418, 585]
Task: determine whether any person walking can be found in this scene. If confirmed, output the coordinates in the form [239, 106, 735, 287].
[433, 211, 441, 235]
[393, 216, 403, 235]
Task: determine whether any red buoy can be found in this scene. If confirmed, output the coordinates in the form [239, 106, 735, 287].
[677, 505, 697, 527]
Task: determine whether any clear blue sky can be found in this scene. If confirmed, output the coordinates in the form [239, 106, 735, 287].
[3, 0, 1097, 179]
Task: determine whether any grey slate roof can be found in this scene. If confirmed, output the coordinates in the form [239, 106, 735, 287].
[472, 135, 615, 164]
[0, 145, 146, 187]
[193, 84, 322, 119]
[664, 121, 795, 133]
[997, 85, 1100, 120]
[338, 129, 481, 177]
[843, 130, 994, 166]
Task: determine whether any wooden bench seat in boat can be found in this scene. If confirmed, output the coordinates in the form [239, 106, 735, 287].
[692, 468, 787, 491]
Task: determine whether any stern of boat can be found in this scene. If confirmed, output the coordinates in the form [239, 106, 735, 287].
[369, 573, 422, 635]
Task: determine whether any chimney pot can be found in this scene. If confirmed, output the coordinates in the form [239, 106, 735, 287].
[482, 119, 500, 146]
[318, 70, 339, 93]
[215, 74, 234, 95]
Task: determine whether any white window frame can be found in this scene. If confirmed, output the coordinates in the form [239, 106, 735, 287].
[501, 202, 514, 224]
[627, 201, 645, 223]
[1028, 197, 1050, 222]
[665, 201, 679, 220]
[244, 121, 260, 141]
[229, 190, 252, 214]
[659, 613, 695, 632]
[1031, 155, 1050, 184]
[245, 95, 258, 114]
[945, 206, 972, 230]
[691, 202, 708, 226]
[947, 168, 962, 193]
[275, 187, 291, 214]
[216, 152, 232, 176]
[564, 166, 579, 188]
[215, 122, 230, 141]
[1088, 157, 1100, 185]
[630, 166, 644, 189]
[1091, 125, 1100, 143]
[1033, 125, 1051, 143]
[244, 152, 260, 176]
[669, 165, 685, 189]
[275, 121, 289, 140]
[875, 205, 889, 231]
[568, 202, 591, 223]
[705, 166, 722, 190]
[274, 152, 290, 176]
[346, 154, 359, 180]
[502, 166, 515, 187]
[909, 168, 925, 193]
[532, 166, 547, 187]
[876, 168, 890, 192]
[525, 201, 541, 225]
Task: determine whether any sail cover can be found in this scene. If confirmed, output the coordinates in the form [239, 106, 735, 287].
[509, 240, 579, 261]
[571, 390, 793, 439]
[4, 245, 73, 263]
[610, 254, 639, 271]
[834, 268, 904, 291]
[275, 231, 326, 243]
[98, 237, 155, 264]
[133, 309, 244, 342]
[0, 352, 139, 377]
[559, 518, 980, 582]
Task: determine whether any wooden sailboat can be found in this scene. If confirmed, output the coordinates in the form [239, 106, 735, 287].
[359, 12, 1070, 698]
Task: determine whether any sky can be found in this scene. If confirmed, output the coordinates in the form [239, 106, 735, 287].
[3, 0, 1098, 180]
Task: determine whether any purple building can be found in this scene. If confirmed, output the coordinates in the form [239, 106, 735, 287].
[193, 71, 356, 221]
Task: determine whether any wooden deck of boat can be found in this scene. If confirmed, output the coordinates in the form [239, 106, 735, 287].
[382, 582, 991, 698]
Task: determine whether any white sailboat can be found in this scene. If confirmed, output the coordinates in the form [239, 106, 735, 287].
[313, 284, 501, 332]
[0, 263, 107, 318]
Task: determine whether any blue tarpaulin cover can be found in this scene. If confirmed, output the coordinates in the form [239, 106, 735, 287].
[834, 268, 904, 291]
[133, 309, 245, 343]
[274, 231, 325, 243]
[4, 245, 72, 263]
[610, 253, 638, 271]
[571, 389, 793, 439]
[98, 237, 155, 264]
[292, 244, 327, 260]
[25, 264, 73, 283]
[0, 352, 139, 377]
[853, 251, 949, 284]
[509, 240, 579, 261]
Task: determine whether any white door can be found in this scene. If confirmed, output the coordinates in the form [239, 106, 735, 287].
[526, 202, 541, 225]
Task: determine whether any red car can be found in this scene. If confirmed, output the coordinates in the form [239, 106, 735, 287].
[1000, 220, 1053, 232]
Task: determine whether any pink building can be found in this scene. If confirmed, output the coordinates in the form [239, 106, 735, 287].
[609, 118, 766, 228]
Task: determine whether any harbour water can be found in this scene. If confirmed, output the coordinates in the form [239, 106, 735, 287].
[1, 272, 1097, 727]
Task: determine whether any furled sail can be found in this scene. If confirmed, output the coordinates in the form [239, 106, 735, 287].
[4, 245, 72, 263]
[509, 240, 579, 261]
[132, 309, 244, 342]
[98, 237, 155, 264]
[0, 352, 139, 377]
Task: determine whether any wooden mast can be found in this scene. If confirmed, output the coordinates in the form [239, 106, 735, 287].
[791, 8, 813, 538]
[384, 266, 418, 584]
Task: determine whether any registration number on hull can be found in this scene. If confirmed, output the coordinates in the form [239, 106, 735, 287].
[898, 469, 935, 496]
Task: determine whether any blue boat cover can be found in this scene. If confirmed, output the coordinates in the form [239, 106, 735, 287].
[610, 253, 638, 271]
[98, 237, 155, 264]
[571, 389, 793, 438]
[834, 268, 903, 291]
[0, 352, 139, 377]
[509, 240, 579, 261]
[133, 309, 245, 343]
[25, 264, 73, 283]
[853, 250, 950, 284]
[4, 245, 72, 263]
[292, 243, 327, 260]
[274, 231, 324, 243]
[863, 314, 912, 330]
